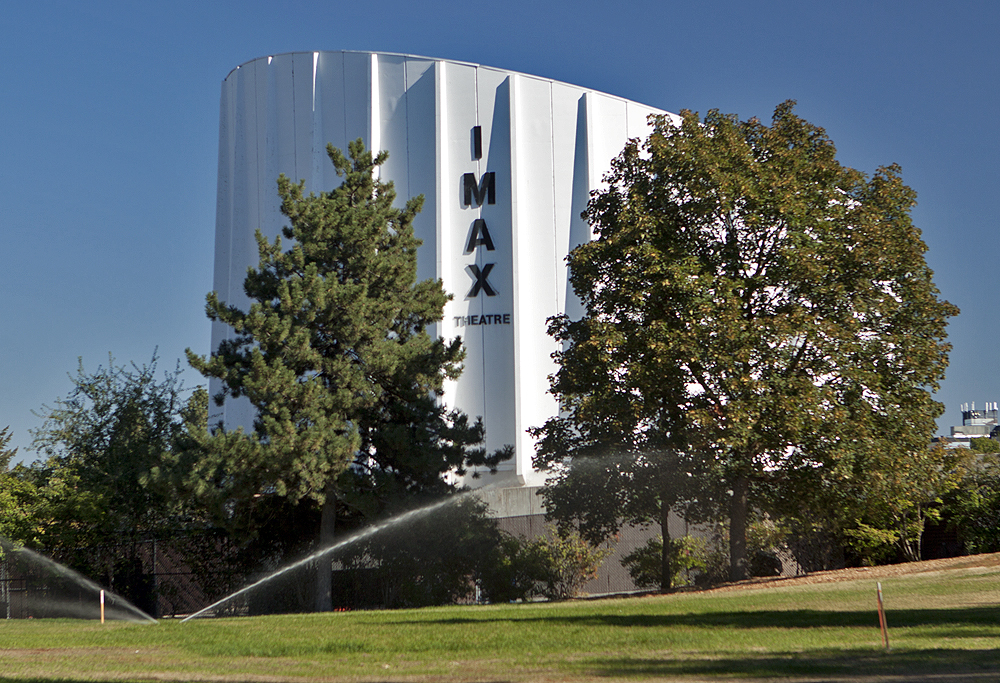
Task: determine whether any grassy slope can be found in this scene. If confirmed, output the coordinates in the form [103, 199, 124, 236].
[1, 555, 999, 682]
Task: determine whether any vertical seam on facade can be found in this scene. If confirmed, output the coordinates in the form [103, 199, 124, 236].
[291, 56, 298, 184]
[404, 58, 411, 204]
[509, 73, 520, 481]
[474, 66, 488, 467]
[254, 62, 262, 277]
[312, 52, 318, 113]
[341, 53, 348, 151]
[549, 82, 558, 314]
[223, 83, 235, 360]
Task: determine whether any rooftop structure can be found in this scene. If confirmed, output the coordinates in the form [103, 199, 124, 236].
[946, 401, 999, 443]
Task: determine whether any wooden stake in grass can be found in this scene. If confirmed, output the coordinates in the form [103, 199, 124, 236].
[876, 581, 889, 652]
[100, 590, 105, 624]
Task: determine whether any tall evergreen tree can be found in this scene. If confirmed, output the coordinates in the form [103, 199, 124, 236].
[534, 102, 957, 581]
[187, 141, 506, 609]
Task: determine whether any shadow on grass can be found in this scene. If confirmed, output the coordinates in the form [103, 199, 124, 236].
[579, 648, 1000, 679]
[407, 606, 1000, 633]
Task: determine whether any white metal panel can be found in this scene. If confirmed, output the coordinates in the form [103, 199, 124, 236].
[549, 83, 586, 318]
[291, 53, 314, 191]
[476, 67, 516, 477]
[213, 78, 235, 330]
[230, 60, 260, 318]
[434, 60, 454, 407]
[509, 74, 561, 485]
[210, 77, 236, 426]
[626, 101, 653, 143]
[265, 54, 296, 242]
[314, 51, 347, 191]
[209, 56, 266, 430]
[375, 54, 408, 199]
[369, 54, 381, 167]
[563, 90, 593, 321]
[252, 57, 273, 245]
[586, 93, 629, 196]
[626, 101, 676, 143]
[402, 58, 438, 288]
[343, 52, 371, 149]
[440, 61, 485, 456]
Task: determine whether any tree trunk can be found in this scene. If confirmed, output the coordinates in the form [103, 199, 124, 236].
[914, 506, 924, 561]
[730, 474, 750, 582]
[314, 481, 336, 612]
[660, 502, 672, 592]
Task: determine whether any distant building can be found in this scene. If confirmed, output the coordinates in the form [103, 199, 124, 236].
[941, 402, 999, 447]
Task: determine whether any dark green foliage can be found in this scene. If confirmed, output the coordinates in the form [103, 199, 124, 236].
[232, 496, 547, 610]
[185, 142, 509, 607]
[532, 445, 711, 592]
[534, 102, 957, 581]
[334, 497, 509, 608]
[780, 517, 846, 572]
[779, 443, 971, 566]
[186, 142, 505, 518]
[622, 535, 708, 589]
[476, 532, 551, 603]
[28, 354, 196, 541]
[0, 427, 40, 544]
[969, 437, 1000, 454]
[325, 504, 612, 607]
[945, 454, 1000, 554]
[18, 354, 203, 611]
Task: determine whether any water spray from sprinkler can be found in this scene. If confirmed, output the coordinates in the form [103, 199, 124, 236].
[0, 536, 157, 623]
[181, 489, 490, 622]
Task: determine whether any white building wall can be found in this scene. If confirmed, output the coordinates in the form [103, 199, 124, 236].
[212, 51, 672, 488]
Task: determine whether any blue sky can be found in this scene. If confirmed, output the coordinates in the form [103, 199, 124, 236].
[2, 1, 997, 460]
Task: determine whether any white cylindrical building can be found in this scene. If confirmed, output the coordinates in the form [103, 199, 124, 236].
[212, 51, 672, 487]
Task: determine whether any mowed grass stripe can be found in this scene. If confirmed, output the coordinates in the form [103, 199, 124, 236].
[1, 556, 999, 681]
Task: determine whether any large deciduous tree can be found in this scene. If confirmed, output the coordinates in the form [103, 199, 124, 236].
[187, 141, 506, 610]
[23, 355, 201, 613]
[29, 355, 195, 544]
[534, 102, 957, 581]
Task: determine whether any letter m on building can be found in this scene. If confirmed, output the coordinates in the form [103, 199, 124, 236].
[463, 172, 495, 206]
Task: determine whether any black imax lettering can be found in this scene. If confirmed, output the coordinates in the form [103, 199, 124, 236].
[465, 218, 496, 253]
[463, 172, 495, 206]
[467, 263, 497, 298]
[473, 126, 482, 159]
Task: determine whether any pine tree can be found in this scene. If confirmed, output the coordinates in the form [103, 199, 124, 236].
[187, 141, 506, 609]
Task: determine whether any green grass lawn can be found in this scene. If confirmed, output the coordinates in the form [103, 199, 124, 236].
[1, 557, 999, 682]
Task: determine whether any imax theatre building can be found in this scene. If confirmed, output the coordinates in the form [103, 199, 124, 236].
[211, 53, 676, 553]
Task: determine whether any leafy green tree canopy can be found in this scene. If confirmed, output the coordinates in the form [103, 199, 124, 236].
[534, 102, 957, 580]
[0, 427, 41, 545]
[28, 354, 198, 545]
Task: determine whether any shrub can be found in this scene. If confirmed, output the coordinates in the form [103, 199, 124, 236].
[621, 535, 708, 589]
[528, 528, 610, 600]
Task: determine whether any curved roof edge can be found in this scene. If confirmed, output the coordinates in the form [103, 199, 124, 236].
[223, 50, 666, 112]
